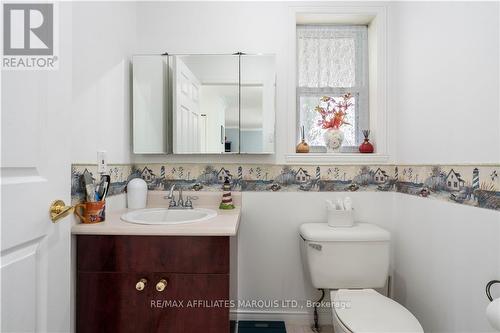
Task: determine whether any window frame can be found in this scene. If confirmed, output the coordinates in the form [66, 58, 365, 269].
[285, 6, 390, 164]
[296, 24, 369, 151]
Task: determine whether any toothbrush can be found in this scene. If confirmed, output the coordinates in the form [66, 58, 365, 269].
[344, 197, 352, 211]
[83, 172, 97, 202]
[85, 184, 96, 202]
[326, 199, 335, 210]
[336, 198, 345, 210]
[100, 181, 109, 201]
[97, 175, 110, 201]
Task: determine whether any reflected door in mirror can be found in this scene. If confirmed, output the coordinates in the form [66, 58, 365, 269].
[172, 55, 239, 154]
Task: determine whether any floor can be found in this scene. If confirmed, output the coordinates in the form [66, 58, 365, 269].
[285, 324, 334, 333]
[232, 321, 334, 333]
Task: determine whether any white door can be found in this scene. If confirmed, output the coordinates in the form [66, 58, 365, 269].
[172, 56, 201, 153]
[1, 36, 72, 333]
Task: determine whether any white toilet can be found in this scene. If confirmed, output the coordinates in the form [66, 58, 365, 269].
[300, 222, 423, 333]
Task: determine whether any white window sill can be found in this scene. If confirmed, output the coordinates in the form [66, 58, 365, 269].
[284, 153, 390, 165]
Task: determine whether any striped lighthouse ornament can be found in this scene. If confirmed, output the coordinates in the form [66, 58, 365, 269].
[472, 168, 479, 200]
[238, 166, 243, 188]
[315, 166, 320, 189]
[219, 177, 235, 210]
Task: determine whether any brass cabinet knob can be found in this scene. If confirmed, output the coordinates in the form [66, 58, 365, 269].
[135, 278, 147, 291]
[156, 279, 168, 292]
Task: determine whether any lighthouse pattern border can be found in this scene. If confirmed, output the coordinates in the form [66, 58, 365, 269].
[71, 164, 500, 211]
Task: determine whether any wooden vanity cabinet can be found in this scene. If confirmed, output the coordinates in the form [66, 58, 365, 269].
[76, 235, 230, 333]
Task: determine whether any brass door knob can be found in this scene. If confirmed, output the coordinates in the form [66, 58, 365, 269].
[135, 278, 147, 291]
[156, 279, 168, 292]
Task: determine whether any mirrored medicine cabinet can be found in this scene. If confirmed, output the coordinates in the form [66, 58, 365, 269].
[132, 53, 276, 155]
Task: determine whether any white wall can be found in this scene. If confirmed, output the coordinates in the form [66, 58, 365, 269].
[71, 2, 137, 164]
[393, 195, 500, 333]
[388, 3, 500, 332]
[390, 2, 500, 164]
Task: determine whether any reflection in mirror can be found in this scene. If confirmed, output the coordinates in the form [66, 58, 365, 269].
[240, 55, 276, 153]
[172, 55, 239, 154]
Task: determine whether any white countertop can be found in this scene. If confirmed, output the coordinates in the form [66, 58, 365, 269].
[71, 192, 241, 236]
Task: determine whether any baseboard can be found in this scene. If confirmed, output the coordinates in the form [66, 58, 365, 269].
[230, 309, 332, 326]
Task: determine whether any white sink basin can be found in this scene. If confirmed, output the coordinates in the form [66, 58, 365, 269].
[121, 208, 217, 225]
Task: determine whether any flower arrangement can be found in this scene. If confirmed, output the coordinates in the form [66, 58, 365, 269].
[315, 93, 353, 130]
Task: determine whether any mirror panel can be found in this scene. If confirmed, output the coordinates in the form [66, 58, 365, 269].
[132, 55, 170, 154]
[240, 55, 276, 154]
[172, 55, 239, 154]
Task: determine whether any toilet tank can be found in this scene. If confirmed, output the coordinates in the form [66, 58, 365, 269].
[299, 223, 390, 289]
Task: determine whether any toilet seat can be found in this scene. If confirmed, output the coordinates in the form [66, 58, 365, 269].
[331, 289, 423, 333]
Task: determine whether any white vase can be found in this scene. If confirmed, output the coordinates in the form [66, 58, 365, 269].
[323, 128, 344, 153]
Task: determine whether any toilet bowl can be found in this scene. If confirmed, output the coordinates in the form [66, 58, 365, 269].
[332, 289, 423, 333]
[299, 222, 423, 333]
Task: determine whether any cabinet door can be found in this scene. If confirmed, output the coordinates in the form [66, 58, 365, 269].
[150, 273, 229, 333]
[77, 272, 153, 333]
[132, 55, 170, 154]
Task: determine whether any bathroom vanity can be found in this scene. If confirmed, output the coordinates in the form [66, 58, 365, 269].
[73, 193, 240, 333]
[76, 235, 230, 332]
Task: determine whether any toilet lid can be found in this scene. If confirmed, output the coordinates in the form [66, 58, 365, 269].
[332, 289, 423, 333]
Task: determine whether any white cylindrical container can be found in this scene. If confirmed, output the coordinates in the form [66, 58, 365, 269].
[127, 178, 148, 209]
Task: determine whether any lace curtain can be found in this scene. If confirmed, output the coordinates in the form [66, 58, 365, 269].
[297, 25, 367, 88]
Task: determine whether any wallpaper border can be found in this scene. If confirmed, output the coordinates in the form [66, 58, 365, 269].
[71, 163, 500, 211]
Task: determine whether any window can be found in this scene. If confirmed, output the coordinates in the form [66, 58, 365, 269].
[297, 25, 368, 151]
[448, 181, 452, 186]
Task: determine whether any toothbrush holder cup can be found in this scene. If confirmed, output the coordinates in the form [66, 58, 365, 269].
[75, 201, 106, 224]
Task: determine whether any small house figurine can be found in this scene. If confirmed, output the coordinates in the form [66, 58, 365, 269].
[219, 177, 235, 210]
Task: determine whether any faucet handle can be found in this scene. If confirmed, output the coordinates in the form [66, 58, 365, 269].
[164, 194, 177, 207]
[185, 196, 198, 209]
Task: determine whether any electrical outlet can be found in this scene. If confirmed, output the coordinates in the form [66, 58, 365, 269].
[97, 151, 107, 173]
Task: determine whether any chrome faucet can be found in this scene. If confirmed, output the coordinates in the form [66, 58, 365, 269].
[177, 188, 184, 207]
[166, 184, 177, 208]
[165, 185, 195, 209]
